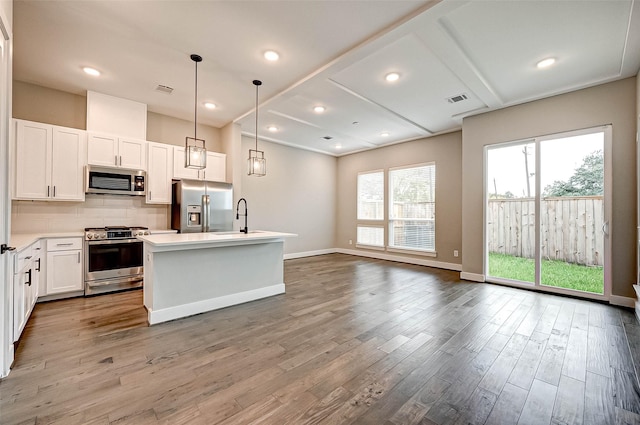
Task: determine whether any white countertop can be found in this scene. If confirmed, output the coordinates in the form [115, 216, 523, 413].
[9, 232, 83, 251]
[138, 230, 297, 252]
[10, 229, 177, 251]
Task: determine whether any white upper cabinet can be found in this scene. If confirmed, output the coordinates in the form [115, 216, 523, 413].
[173, 146, 200, 180]
[172, 147, 226, 182]
[14, 119, 86, 201]
[202, 152, 226, 182]
[15, 120, 51, 199]
[119, 138, 147, 170]
[88, 133, 147, 170]
[51, 127, 86, 200]
[147, 142, 173, 204]
[86, 133, 117, 167]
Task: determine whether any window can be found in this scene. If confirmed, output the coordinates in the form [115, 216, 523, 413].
[357, 170, 384, 247]
[389, 163, 435, 252]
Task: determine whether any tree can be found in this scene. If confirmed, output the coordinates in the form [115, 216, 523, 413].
[543, 150, 603, 197]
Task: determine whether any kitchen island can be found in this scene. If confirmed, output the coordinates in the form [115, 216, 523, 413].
[138, 231, 296, 325]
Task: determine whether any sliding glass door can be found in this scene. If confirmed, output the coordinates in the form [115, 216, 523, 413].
[485, 127, 610, 299]
[486, 141, 536, 284]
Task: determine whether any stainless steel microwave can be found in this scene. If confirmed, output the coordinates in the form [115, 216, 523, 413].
[86, 165, 146, 196]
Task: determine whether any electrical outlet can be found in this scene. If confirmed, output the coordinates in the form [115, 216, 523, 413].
[349, 239, 353, 245]
[453, 250, 459, 257]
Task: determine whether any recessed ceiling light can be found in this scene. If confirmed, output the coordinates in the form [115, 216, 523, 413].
[536, 58, 556, 69]
[380, 132, 390, 137]
[385, 72, 400, 82]
[313, 105, 326, 113]
[267, 125, 278, 132]
[264, 50, 280, 61]
[83, 67, 101, 77]
[335, 144, 342, 150]
[204, 102, 216, 109]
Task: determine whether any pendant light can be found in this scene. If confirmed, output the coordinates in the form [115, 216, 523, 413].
[185, 54, 206, 169]
[248, 79, 266, 176]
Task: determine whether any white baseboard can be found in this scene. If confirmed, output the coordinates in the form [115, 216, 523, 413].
[37, 290, 85, 303]
[460, 272, 485, 282]
[609, 294, 636, 309]
[147, 283, 285, 325]
[634, 285, 640, 322]
[335, 248, 462, 271]
[284, 249, 335, 260]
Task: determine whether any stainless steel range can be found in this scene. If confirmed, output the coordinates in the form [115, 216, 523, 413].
[84, 226, 149, 295]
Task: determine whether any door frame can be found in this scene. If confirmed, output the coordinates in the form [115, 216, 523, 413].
[0, 11, 12, 377]
[483, 125, 612, 302]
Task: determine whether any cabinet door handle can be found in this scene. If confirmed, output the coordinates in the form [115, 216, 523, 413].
[77, 252, 81, 263]
[24, 255, 32, 260]
[56, 243, 73, 246]
[36, 258, 41, 272]
[25, 269, 32, 286]
[115, 155, 118, 166]
[120, 156, 122, 166]
[47, 185, 50, 197]
[53, 186, 56, 197]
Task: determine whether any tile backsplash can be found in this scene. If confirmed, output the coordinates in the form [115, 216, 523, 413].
[11, 195, 170, 234]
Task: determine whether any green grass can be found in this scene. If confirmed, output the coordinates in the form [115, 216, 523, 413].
[488, 252, 604, 294]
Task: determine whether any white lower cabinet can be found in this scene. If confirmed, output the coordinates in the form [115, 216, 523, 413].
[12, 241, 41, 342]
[46, 238, 83, 295]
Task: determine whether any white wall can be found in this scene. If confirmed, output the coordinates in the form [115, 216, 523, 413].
[462, 77, 637, 298]
[0, 0, 11, 35]
[11, 196, 169, 234]
[147, 111, 221, 151]
[240, 136, 336, 256]
[336, 131, 462, 267]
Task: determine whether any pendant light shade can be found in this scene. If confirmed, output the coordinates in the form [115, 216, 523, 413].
[248, 79, 266, 177]
[185, 54, 206, 169]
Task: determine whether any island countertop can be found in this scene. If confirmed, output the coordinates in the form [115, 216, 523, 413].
[141, 230, 296, 325]
[137, 230, 297, 252]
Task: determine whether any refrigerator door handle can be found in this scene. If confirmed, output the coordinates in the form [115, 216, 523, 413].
[202, 194, 210, 232]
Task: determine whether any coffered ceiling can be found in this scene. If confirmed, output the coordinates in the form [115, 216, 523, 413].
[13, 0, 640, 156]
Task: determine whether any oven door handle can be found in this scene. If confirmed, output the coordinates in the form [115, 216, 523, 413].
[86, 276, 143, 288]
[86, 238, 141, 245]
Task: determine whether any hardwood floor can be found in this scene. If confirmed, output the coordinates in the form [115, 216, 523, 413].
[1, 253, 639, 424]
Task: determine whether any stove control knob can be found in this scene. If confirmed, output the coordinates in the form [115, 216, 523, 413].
[100, 233, 106, 238]
[87, 234, 93, 239]
[144, 231, 149, 235]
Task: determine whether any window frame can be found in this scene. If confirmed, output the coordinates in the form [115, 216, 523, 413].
[356, 169, 385, 248]
[387, 162, 436, 256]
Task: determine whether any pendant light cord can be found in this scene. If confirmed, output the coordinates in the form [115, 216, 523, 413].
[194, 59, 198, 141]
[253, 80, 262, 151]
[255, 82, 258, 151]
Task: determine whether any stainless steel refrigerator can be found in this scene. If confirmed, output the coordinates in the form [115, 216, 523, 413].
[171, 180, 234, 233]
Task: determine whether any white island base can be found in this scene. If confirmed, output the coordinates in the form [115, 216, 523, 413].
[139, 231, 296, 325]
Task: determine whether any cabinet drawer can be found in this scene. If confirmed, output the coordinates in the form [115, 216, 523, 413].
[14, 246, 33, 272]
[31, 240, 42, 256]
[47, 237, 82, 252]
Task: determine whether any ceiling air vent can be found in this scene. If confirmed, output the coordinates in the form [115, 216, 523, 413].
[447, 93, 468, 103]
[155, 84, 174, 94]
[322, 136, 333, 140]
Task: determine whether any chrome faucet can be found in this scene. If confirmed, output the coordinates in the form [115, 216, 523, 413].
[236, 198, 248, 234]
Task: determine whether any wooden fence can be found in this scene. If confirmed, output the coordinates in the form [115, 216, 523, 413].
[487, 196, 604, 266]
